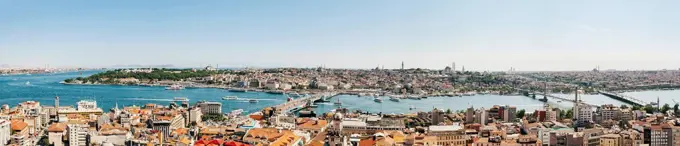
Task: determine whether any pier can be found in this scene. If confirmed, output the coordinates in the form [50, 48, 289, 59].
[598, 90, 649, 107]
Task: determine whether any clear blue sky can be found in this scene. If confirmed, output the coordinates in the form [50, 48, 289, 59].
[2, 0, 680, 71]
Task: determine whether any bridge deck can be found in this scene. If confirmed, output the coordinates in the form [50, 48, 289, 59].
[598, 91, 648, 106]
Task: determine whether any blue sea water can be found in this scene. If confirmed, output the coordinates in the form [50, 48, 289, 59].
[1, 71, 676, 115]
[0, 71, 286, 114]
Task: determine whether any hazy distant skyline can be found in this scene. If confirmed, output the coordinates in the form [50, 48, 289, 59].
[2, 0, 680, 71]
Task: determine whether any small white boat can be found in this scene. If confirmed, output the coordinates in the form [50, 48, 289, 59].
[389, 97, 400, 102]
[25, 81, 30, 85]
[222, 96, 238, 100]
[374, 98, 383, 103]
[249, 99, 259, 103]
[165, 84, 184, 90]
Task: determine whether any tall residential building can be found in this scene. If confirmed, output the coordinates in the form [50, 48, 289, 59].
[504, 106, 516, 122]
[170, 114, 186, 130]
[0, 120, 10, 146]
[465, 106, 474, 124]
[650, 123, 672, 146]
[576, 105, 593, 124]
[196, 101, 222, 114]
[672, 126, 680, 146]
[152, 120, 171, 139]
[431, 108, 443, 125]
[544, 104, 557, 122]
[188, 108, 202, 126]
[475, 108, 487, 126]
[600, 104, 620, 121]
[68, 124, 88, 146]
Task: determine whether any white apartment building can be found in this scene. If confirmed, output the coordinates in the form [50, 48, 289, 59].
[197, 101, 222, 114]
[68, 124, 88, 146]
[0, 120, 10, 146]
[576, 105, 592, 124]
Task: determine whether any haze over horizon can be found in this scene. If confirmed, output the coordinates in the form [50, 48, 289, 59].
[2, 0, 680, 71]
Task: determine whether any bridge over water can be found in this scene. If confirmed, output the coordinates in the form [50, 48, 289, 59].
[597, 90, 650, 107]
[514, 88, 598, 107]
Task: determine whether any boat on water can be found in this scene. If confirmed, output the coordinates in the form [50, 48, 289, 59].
[407, 96, 421, 100]
[165, 84, 185, 90]
[389, 97, 400, 102]
[288, 92, 301, 97]
[229, 88, 248, 92]
[334, 99, 342, 106]
[266, 90, 285, 94]
[557, 100, 562, 103]
[249, 99, 259, 103]
[409, 105, 416, 110]
[374, 98, 383, 103]
[421, 96, 428, 99]
[25, 81, 30, 85]
[222, 96, 238, 100]
[173, 97, 189, 102]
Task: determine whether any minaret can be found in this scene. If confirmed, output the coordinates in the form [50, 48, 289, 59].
[55, 96, 60, 121]
[462, 66, 466, 72]
[401, 61, 404, 70]
[452, 62, 456, 72]
[573, 88, 579, 120]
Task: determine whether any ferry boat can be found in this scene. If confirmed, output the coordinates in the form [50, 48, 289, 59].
[389, 97, 400, 102]
[222, 96, 238, 100]
[374, 98, 383, 103]
[266, 90, 285, 94]
[165, 84, 185, 90]
[229, 88, 248, 92]
[249, 99, 259, 103]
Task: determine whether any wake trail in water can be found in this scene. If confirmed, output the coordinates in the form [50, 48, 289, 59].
[236, 98, 280, 101]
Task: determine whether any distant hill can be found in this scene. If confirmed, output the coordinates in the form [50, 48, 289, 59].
[109, 64, 175, 68]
